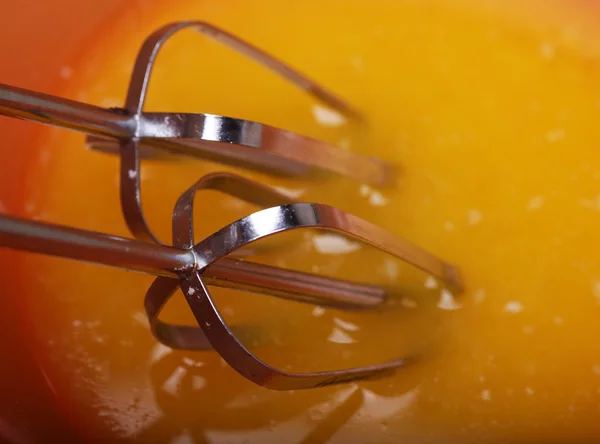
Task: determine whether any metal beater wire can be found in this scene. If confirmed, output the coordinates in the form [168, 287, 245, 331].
[0, 21, 463, 390]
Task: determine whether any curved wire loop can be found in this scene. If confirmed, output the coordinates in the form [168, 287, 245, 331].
[144, 173, 391, 352]
[118, 138, 296, 245]
[113, 20, 392, 247]
[138, 171, 296, 350]
[102, 21, 457, 389]
[124, 21, 362, 120]
[144, 176, 462, 389]
[145, 275, 270, 351]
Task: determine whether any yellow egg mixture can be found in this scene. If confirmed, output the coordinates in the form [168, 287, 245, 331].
[20, 0, 600, 442]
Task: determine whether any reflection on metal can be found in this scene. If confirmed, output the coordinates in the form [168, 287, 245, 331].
[0, 21, 463, 390]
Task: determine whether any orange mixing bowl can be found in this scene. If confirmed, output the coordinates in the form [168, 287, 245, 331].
[0, 1, 135, 440]
[6, 1, 600, 442]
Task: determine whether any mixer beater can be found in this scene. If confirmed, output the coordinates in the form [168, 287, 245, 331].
[0, 21, 462, 390]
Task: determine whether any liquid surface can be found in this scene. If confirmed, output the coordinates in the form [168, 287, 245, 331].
[15, 0, 600, 442]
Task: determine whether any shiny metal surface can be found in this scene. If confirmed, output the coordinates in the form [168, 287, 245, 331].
[0, 194, 463, 389]
[0, 21, 396, 186]
[190, 203, 462, 290]
[142, 177, 463, 390]
[0, 20, 464, 390]
[0, 213, 385, 308]
[124, 21, 362, 120]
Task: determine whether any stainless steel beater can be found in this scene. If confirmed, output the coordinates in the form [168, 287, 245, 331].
[0, 21, 463, 390]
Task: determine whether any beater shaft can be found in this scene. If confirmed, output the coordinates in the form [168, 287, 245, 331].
[0, 84, 131, 139]
[0, 214, 385, 308]
[0, 82, 392, 185]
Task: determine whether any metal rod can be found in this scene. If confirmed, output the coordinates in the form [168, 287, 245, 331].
[0, 83, 312, 177]
[0, 84, 396, 185]
[0, 214, 385, 308]
[0, 83, 134, 138]
[0, 214, 192, 276]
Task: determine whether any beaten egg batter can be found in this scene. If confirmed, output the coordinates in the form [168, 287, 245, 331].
[12, 0, 600, 442]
